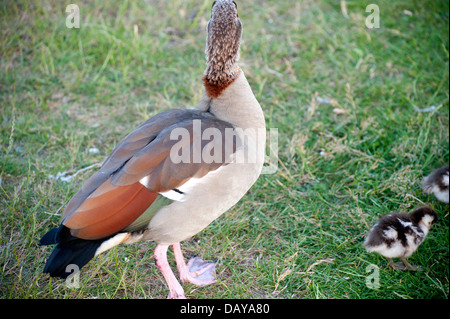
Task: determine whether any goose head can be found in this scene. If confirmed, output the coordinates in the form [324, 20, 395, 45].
[204, 0, 242, 94]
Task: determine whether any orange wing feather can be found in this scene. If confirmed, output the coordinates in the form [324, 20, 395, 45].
[63, 179, 158, 240]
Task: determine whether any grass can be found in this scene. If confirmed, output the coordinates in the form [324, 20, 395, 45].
[0, 0, 448, 299]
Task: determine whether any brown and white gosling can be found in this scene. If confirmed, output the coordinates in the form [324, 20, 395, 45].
[422, 165, 449, 203]
[363, 207, 438, 271]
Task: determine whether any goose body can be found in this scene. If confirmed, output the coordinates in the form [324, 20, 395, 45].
[40, 0, 265, 299]
[363, 207, 437, 271]
[422, 165, 449, 203]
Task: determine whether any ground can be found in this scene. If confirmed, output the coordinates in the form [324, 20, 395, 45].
[0, 0, 448, 299]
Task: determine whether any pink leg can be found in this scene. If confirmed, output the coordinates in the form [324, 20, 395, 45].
[172, 242, 217, 287]
[154, 244, 186, 299]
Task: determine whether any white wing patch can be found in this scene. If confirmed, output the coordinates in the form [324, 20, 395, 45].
[383, 226, 398, 239]
[139, 175, 151, 188]
[397, 218, 412, 228]
[159, 189, 186, 201]
[157, 166, 228, 202]
[443, 173, 449, 187]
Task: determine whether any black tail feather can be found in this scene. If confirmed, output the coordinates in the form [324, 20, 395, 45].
[39, 227, 60, 245]
[40, 225, 106, 279]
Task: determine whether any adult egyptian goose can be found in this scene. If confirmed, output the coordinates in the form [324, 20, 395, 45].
[40, 0, 265, 299]
[363, 207, 438, 271]
[422, 165, 449, 203]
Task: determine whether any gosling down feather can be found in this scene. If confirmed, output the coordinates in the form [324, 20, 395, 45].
[422, 165, 449, 203]
[40, 0, 266, 299]
[363, 207, 438, 271]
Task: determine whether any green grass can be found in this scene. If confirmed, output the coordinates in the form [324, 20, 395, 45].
[1, 0, 448, 299]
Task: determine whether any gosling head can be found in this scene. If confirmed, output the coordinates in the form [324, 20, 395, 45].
[422, 165, 449, 203]
[410, 206, 438, 230]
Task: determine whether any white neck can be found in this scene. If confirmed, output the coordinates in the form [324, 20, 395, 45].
[418, 216, 434, 236]
[198, 71, 266, 130]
